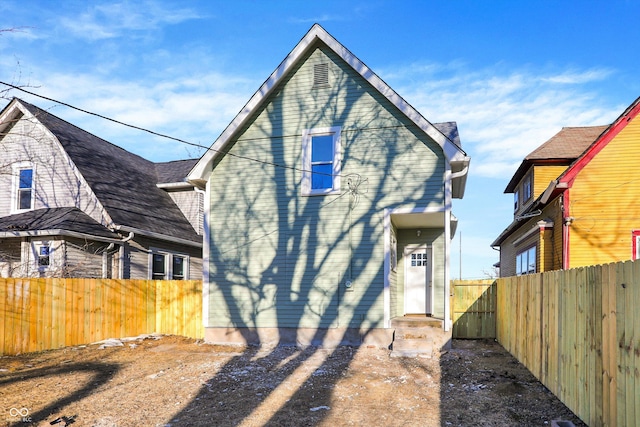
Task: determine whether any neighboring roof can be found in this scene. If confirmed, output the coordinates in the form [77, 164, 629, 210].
[433, 122, 461, 148]
[8, 99, 201, 244]
[0, 207, 121, 240]
[493, 96, 640, 248]
[504, 125, 607, 193]
[188, 24, 469, 188]
[156, 159, 199, 184]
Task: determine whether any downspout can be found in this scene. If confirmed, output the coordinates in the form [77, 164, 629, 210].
[450, 165, 468, 180]
[102, 242, 115, 278]
[117, 231, 135, 279]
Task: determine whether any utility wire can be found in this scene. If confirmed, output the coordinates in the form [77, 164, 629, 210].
[0, 81, 346, 179]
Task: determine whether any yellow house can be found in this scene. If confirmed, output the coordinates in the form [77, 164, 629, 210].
[492, 95, 640, 276]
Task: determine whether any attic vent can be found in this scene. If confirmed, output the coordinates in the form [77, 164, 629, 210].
[313, 63, 329, 87]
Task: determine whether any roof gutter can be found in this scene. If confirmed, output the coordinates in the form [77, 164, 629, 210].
[0, 229, 123, 243]
[114, 225, 203, 248]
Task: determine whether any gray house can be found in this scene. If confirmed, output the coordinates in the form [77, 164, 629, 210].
[188, 24, 470, 347]
[0, 98, 202, 279]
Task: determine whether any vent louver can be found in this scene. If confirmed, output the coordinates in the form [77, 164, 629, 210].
[313, 63, 329, 87]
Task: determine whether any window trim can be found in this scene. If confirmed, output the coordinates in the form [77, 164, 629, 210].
[31, 240, 52, 272]
[149, 248, 190, 280]
[301, 126, 341, 196]
[11, 162, 35, 213]
[632, 230, 640, 260]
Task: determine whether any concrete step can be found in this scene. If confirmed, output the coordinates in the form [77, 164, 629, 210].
[392, 337, 434, 352]
[389, 316, 451, 358]
[390, 317, 443, 328]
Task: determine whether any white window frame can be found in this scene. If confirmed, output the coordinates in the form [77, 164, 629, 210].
[516, 246, 536, 275]
[11, 162, 35, 213]
[513, 189, 519, 212]
[301, 126, 341, 196]
[149, 248, 189, 280]
[32, 241, 52, 272]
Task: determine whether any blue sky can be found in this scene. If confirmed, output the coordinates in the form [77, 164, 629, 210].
[1, 1, 639, 279]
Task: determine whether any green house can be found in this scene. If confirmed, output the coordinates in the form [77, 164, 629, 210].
[188, 24, 470, 348]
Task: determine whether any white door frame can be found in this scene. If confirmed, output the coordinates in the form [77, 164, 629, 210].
[403, 244, 433, 315]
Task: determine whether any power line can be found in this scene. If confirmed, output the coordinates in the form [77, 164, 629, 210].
[0, 81, 343, 179]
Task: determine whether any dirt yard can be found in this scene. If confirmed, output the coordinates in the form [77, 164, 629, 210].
[0, 335, 584, 427]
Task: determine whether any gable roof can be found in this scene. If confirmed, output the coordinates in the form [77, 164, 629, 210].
[3, 99, 201, 245]
[504, 125, 607, 193]
[188, 24, 469, 188]
[0, 207, 121, 240]
[558, 95, 640, 187]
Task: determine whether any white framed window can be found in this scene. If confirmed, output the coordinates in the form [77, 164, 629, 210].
[150, 249, 189, 280]
[513, 190, 519, 212]
[31, 241, 51, 272]
[516, 246, 536, 275]
[12, 163, 35, 212]
[301, 126, 341, 196]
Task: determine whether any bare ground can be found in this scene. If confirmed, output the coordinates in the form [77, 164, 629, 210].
[0, 335, 584, 427]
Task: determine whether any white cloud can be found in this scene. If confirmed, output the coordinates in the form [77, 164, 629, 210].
[58, 1, 202, 41]
[381, 62, 621, 178]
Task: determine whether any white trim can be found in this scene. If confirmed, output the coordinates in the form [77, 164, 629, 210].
[443, 165, 453, 331]
[301, 126, 342, 196]
[383, 209, 391, 328]
[202, 180, 211, 327]
[383, 205, 450, 329]
[187, 24, 468, 185]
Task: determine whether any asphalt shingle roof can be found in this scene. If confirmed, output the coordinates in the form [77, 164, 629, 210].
[17, 100, 201, 243]
[525, 126, 608, 161]
[0, 207, 120, 239]
[505, 125, 607, 193]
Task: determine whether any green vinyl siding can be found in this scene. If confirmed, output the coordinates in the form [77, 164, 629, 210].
[207, 43, 446, 329]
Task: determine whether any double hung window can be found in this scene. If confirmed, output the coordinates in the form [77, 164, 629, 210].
[151, 249, 189, 280]
[13, 164, 34, 212]
[302, 127, 341, 195]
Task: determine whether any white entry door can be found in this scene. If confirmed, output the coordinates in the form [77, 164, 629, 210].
[404, 245, 432, 315]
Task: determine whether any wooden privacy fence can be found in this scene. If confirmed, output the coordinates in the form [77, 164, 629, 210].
[451, 279, 496, 339]
[0, 278, 203, 355]
[497, 261, 640, 427]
